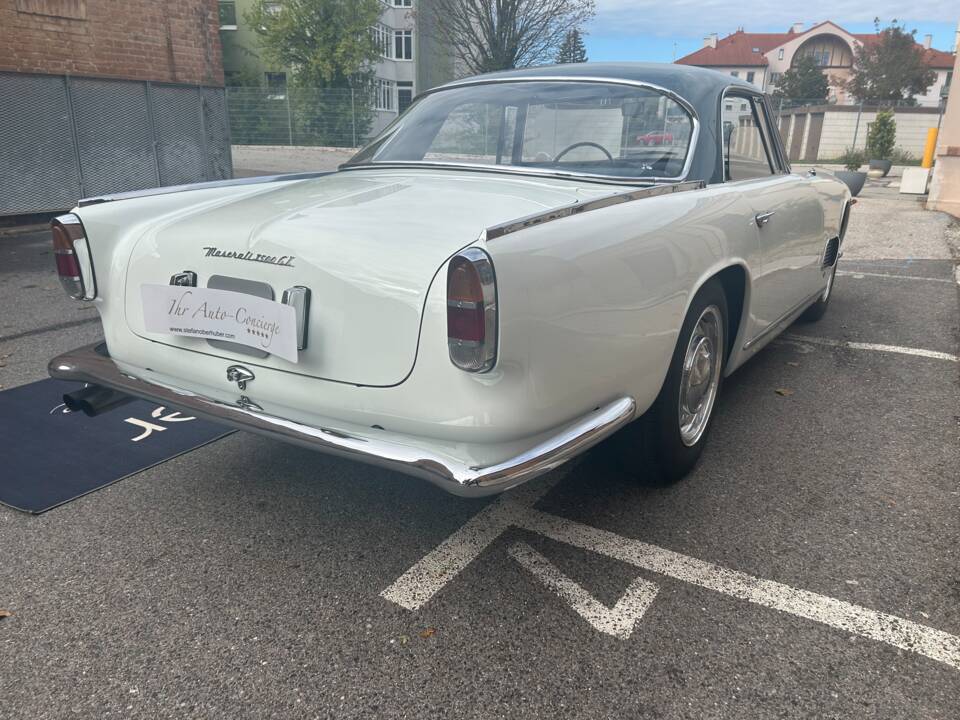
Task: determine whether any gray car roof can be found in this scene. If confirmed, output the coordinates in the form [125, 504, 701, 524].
[439, 62, 762, 185]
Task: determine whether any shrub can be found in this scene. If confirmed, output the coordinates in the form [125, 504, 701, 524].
[887, 146, 918, 165]
[837, 147, 865, 171]
[866, 110, 896, 160]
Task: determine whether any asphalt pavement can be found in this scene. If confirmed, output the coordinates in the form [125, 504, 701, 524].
[0, 190, 958, 719]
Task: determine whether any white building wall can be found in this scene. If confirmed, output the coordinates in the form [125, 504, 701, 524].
[709, 66, 767, 90]
[915, 69, 952, 108]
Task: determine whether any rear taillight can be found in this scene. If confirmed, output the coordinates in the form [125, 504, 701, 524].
[447, 248, 497, 373]
[51, 214, 95, 300]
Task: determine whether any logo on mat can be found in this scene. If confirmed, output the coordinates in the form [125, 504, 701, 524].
[202, 246, 295, 268]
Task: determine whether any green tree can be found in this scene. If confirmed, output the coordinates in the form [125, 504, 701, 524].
[556, 29, 588, 63]
[246, 0, 384, 145]
[772, 55, 829, 103]
[866, 109, 896, 160]
[847, 20, 936, 104]
[428, 0, 596, 75]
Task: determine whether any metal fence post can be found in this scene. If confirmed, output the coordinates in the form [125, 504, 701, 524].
[196, 85, 212, 181]
[62, 75, 86, 197]
[285, 90, 294, 146]
[852, 102, 863, 149]
[351, 87, 357, 147]
[144, 81, 162, 186]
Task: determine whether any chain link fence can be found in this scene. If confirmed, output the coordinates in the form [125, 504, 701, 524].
[768, 97, 946, 165]
[226, 86, 383, 148]
[0, 72, 232, 217]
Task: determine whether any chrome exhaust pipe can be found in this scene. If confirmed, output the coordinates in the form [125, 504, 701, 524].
[63, 384, 134, 417]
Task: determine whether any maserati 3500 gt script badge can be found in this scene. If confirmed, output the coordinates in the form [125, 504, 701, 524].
[202, 246, 295, 268]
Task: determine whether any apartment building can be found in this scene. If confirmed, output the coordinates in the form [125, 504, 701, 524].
[676, 21, 955, 107]
[218, 0, 454, 134]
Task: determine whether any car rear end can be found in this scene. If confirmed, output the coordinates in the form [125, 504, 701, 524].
[48, 172, 637, 495]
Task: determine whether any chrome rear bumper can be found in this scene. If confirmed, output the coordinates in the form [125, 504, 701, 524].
[49, 343, 636, 497]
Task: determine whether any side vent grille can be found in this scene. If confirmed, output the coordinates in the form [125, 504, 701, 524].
[822, 237, 840, 269]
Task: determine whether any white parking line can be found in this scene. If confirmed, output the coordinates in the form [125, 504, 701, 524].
[382, 479, 960, 670]
[837, 270, 954, 284]
[519, 507, 960, 670]
[380, 478, 557, 611]
[508, 541, 660, 640]
[780, 334, 959, 363]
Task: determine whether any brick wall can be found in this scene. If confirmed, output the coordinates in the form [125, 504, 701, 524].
[0, 0, 223, 85]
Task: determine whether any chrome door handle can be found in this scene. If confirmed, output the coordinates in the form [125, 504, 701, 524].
[755, 211, 776, 227]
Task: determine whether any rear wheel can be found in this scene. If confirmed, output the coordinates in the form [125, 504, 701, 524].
[613, 281, 729, 483]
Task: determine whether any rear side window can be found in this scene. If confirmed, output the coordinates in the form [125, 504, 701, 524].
[722, 94, 774, 181]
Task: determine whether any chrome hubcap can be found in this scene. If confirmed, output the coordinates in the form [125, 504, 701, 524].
[678, 306, 724, 447]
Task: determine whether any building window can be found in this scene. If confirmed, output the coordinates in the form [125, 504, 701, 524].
[730, 71, 739, 78]
[218, 0, 237, 29]
[371, 23, 391, 58]
[265, 1, 281, 15]
[392, 0, 413, 6]
[374, 78, 396, 111]
[397, 81, 413, 114]
[809, 50, 830, 66]
[769, 72, 781, 84]
[265, 72, 287, 98]
[394, 29, 413, 60]
[746, 71, 755, 83]
[778, 48, 784, 61]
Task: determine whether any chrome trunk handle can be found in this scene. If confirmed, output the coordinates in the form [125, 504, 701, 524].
[755, 211, 776, 227]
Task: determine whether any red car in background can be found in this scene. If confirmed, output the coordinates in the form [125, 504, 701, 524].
[635, 131, 674, 146]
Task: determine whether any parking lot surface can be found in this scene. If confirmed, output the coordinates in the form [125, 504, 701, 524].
[1, 189, 958, 719]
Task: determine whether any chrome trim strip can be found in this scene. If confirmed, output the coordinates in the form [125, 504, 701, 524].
[345, 76, 701, 184]
[77, 172, 333, 207]
[340, 161, 681, 187]
[485, 180, 705, 240]
[48, 343, 636, 497]
[742, 288, 826, 351]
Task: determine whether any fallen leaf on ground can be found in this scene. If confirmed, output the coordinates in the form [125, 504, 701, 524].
[774, 388, 795, 397]
[419, 628, 436, 639]
[785, 361, 800, 367]
[0, 610, 12, 619]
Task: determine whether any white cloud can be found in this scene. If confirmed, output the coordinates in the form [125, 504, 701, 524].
[590, 1, 958, 37]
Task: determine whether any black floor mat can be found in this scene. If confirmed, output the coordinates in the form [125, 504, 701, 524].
[0, 378, 231, 513]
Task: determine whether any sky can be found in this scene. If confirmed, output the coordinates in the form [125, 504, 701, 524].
[583, 1, 960, 63]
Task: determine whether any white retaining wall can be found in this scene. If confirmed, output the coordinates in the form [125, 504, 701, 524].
[780, 106, 942, 161]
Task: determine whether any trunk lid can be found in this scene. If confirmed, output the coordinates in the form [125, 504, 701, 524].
[123, 168, 618, 386]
